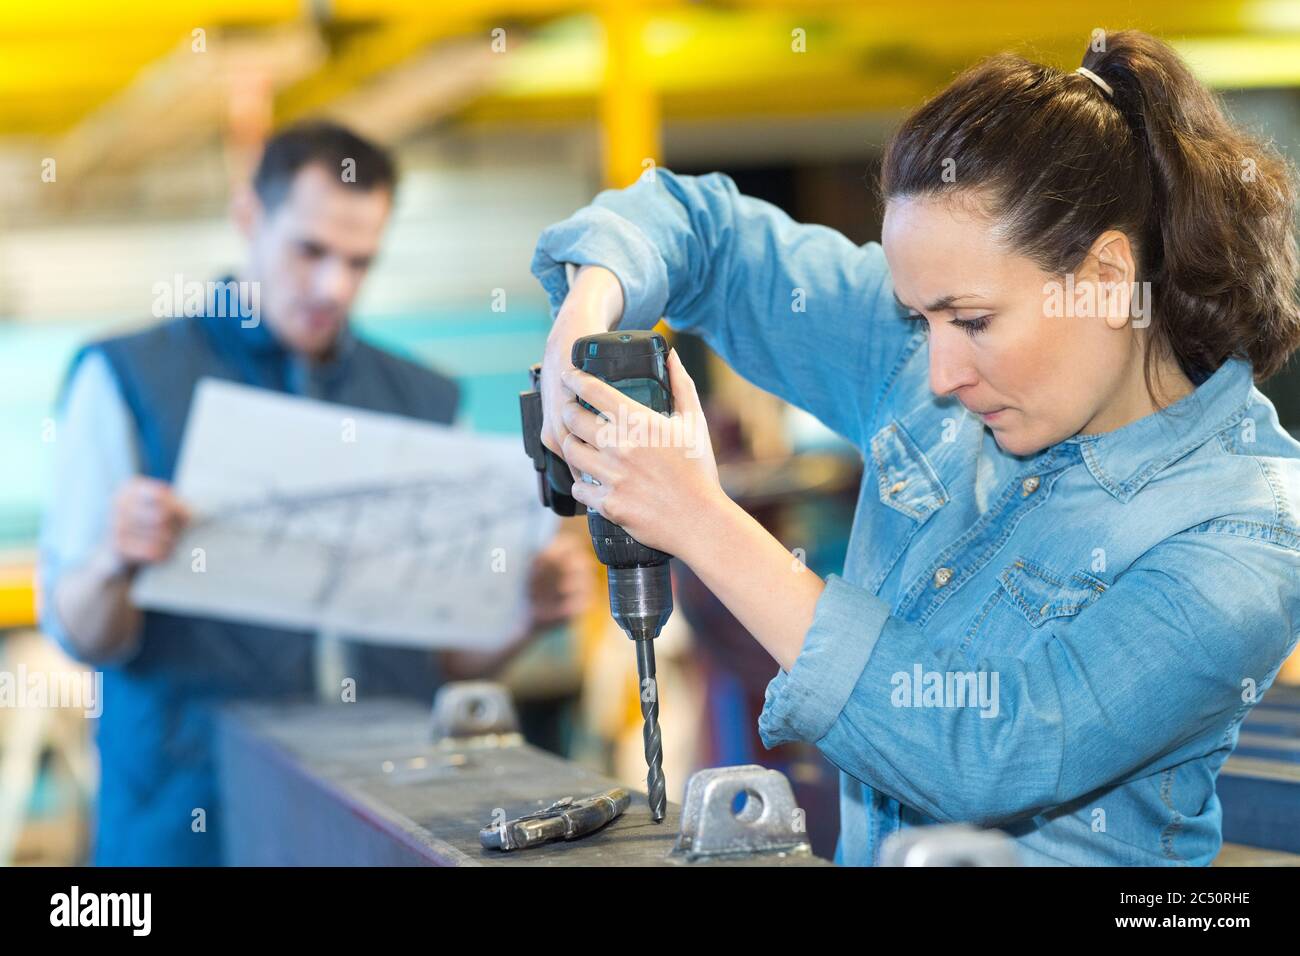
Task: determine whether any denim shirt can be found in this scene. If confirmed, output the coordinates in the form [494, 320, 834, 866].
[533, 169, 1300, 866]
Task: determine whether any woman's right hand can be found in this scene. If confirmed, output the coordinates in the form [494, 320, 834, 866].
[540, 264, 626, 477]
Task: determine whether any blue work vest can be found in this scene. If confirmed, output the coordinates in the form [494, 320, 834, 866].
[74, 295, 459, 865]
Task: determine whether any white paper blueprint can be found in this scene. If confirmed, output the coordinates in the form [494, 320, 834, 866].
[132, 378, 557, 650]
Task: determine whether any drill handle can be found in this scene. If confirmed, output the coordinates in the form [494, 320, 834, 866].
[519, 365, 579, 517]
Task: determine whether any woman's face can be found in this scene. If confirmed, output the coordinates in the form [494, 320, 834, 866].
[882, 193, 1139, 456]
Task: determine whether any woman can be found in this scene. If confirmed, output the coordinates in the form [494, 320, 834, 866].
[531, 31, 1300, 865]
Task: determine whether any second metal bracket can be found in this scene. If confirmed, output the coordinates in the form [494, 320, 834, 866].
[673, 764, 810, 860]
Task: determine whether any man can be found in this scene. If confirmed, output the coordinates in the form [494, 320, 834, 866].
[38, 121, 590, 865]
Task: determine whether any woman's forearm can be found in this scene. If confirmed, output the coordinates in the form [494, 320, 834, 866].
[677, 494, 825, 673]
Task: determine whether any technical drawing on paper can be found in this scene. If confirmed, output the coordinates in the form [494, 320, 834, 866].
[132, 378, 556, 650]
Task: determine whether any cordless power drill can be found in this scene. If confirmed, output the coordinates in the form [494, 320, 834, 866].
[520, 330, 673, 822]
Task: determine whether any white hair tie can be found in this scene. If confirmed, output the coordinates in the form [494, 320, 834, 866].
[1075, 66, 1114, 98]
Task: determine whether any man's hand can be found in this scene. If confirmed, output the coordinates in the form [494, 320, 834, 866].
[50, 476, 190, 663]
[526, 529, 596, 631]
[111, 477, 191, 569]
[442, 528, 595, 681]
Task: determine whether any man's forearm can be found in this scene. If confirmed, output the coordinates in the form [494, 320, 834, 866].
[52, 545, 143, 663]
[440, 628, 535, 680]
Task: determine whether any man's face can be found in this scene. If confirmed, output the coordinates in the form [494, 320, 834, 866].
[243, 163, 391, 359]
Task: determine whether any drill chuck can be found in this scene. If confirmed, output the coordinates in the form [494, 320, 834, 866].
[606, 564, 673, 643]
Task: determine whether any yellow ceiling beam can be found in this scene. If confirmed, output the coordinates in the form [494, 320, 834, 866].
[2, 1, 1300, 138]
[599, 3, 661, 188]
[52, 26, 325, 182]
[311, 38, 505, 142]
[271, 2, 550, 124]
[0, 1, 301, 33]
[275, 21, 457, 124]
[0, 37, 184, 95]
[459, 3, 1300, 126]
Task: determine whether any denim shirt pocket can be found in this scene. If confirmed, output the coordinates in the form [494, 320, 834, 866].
[964, 558, 1108, 658]
[870, 420, 949, 522]
[999, 559, 1108, 626]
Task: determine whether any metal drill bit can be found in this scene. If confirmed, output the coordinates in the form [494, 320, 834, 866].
[634, 638, 667, 822]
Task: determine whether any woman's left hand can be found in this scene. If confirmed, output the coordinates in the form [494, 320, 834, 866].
[559, 349, 724, 558]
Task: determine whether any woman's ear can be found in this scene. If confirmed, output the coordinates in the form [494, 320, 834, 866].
[1084, 230, 1136, 330]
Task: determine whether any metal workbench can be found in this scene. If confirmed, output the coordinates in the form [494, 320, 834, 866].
[216, 698, 826, 866]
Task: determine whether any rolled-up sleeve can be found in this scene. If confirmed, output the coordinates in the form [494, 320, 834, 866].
[759, 574, 890, 744]
[758, 532, 1300, 827]
[532, 169, 918, 447]
[531, 205, 671, 331]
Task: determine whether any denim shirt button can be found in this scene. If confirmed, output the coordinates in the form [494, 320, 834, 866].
[933, 567, 953, 588]
[889, 479, 907, 496]
[1021, 476, 1041, 496]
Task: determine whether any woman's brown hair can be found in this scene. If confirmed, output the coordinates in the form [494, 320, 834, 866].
[880, 29, 1300, 393]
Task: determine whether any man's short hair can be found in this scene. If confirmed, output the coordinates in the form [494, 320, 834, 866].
[252, 121, 398, 211]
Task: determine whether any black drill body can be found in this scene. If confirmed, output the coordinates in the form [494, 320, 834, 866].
[520, 330, 674, 822]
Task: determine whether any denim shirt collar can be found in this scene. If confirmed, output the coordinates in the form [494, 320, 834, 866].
[1064, 357, 1255, 502]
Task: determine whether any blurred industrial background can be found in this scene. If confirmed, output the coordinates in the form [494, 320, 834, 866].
[2, 0, 1299, 865]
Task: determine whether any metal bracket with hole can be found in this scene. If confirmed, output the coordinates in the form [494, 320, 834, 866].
[878, 823, 1020, 866]
[430, 681, 522, 747]
[673, 765, 810, 860]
